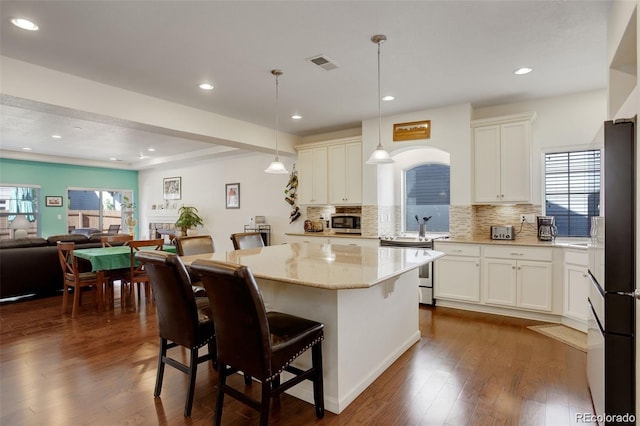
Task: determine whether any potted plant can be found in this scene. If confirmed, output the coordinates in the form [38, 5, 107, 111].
[175, 206, 204, 235]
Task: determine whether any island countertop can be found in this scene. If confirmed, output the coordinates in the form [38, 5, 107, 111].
[181, 242, 444, 290]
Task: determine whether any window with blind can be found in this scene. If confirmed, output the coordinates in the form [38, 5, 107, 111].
[404, 163, 450, 233]
[544, 150, 601, 237]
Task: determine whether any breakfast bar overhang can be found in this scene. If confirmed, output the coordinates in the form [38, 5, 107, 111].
[182, 242, 445, 414]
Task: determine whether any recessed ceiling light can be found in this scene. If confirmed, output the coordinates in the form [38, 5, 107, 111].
[109, 157, 118, 161]
[514, 67, 533, 75]
[291, 114, 302, 120]
[22, 147, 32, 151]
[382, 95, 395, 101]
[11, 18, 39, 31]
[199, 83, 214, 90]
[147, 148, 156, 152]
[51, 134, 62, 139]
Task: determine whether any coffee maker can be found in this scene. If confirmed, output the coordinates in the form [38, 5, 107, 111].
[537, 216, 557, 241]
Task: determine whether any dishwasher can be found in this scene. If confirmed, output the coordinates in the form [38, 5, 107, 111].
[379, 238, 435, 305]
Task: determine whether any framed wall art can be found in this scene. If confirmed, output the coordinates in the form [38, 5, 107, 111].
[45, 196, 63, 207]
[393, 120, 431, 141]
[225, 183, 240, 209]
[163, 177, 181, 200]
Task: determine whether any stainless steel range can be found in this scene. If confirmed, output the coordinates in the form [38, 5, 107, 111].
[379, 235, 448, 305]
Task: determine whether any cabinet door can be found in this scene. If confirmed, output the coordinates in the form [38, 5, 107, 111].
[473, 125, 501, 202]
[435, 257, 480, 302]
[517, 260, 552, 311]
[564, 263, 589, 321]
[298, 147, 327, 205]
[500, 121, 530, 202]
[483, 258, 517, 306]
[328, 144, 346, 204]
[344, 142, 362, 204]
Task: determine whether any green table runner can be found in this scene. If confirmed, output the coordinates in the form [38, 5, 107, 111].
[74, 245, 176, 272]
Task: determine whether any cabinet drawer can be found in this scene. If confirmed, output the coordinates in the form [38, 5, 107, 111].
[483, 245, 551, 261]
[434, 243, 480, 257]
[564, 249, 588, 266]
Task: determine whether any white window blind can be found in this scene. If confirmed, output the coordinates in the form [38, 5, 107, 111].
[544, 150, 600, 237]
[404, 164, 450, 232]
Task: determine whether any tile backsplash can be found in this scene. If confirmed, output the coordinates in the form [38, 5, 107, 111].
[304, 204, 542, 239]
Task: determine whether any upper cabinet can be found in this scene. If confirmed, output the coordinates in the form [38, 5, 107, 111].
[471, 112, 536, 204]
[298, 146, 328, 205]
[297, 137, 362, 205]
[328, 142, 362, 205]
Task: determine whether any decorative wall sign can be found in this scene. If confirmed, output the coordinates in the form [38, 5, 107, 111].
[45, 196, 63, 207]
[393, 120, 431, 141]
[163, 177, 181, 200]
[226, 183, 240, 209]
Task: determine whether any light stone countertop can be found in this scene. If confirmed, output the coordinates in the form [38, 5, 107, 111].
[436, 236, 589, 250]
[181, 242, 445, 290]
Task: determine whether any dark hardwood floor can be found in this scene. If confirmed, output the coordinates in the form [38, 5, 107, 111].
[0, 291, 595, 425]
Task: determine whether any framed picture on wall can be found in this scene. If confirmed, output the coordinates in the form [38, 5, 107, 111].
[163, 177, 181, 200]
[45, 196, 63, 207]
[225, 183, 240, 209]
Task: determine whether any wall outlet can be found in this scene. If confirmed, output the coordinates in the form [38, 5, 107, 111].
[521, 214, 536, 223]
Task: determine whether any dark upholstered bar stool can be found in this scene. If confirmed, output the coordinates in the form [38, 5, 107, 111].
[191, 259, 325, 426]
[230, 232, 265, 250]
[176, 235, 215, 256]
[135, 250, 215, 417]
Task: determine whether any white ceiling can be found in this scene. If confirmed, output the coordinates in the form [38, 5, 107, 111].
[0, 1, 610, 169]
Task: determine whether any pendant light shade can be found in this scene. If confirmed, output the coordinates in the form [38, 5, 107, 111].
[265, 69, 289, 174]
[366, 34, 394, 165]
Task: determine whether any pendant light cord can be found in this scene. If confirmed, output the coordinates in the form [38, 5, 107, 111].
[275, 72, 280, 160]
[377, 38, 382, 150]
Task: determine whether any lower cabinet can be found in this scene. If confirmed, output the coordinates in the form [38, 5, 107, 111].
[285, 234, 379, 248]
[434, 243, 481, 302]
[483, 246, 553, 312]
[563, 250, 589, 322]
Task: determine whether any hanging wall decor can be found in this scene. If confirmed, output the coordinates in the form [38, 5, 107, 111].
[285, 165, 300, 223]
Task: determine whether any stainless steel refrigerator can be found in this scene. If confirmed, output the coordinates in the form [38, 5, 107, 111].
[587, 118, 636, 424]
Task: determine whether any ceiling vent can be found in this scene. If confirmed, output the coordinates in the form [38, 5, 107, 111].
[306, 55, 339, 71]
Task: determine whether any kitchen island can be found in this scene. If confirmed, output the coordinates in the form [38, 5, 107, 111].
[181, 242, 444, 414]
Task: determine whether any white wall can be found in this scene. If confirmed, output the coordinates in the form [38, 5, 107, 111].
[474, 89, 607, 204]
[139, 152, 299, 252]
[362, 103, 473, 206]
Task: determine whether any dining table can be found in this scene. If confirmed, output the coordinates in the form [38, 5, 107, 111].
[74, 244, 177, 309]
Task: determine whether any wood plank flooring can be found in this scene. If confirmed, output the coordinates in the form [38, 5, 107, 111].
[0, 292, 595, 425]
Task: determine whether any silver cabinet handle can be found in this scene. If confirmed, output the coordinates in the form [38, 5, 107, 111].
[509, 252, 524, 256]
[616, 289, 640, 300]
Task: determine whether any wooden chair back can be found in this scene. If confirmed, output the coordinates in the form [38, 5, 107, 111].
[101, 234, 133, 247]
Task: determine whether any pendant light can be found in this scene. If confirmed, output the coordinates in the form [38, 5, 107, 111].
[265, 69, 289, 174]
[366, 34, 394, 165]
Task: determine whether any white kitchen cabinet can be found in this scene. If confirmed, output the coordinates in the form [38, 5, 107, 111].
[563, 250, 589, 323]
[434, 243, 481, 303]
[482, 245, 552, 312]
[298, 146, 328, 205]
[472, 112, 535, 204]
[328, 142, 362, 205]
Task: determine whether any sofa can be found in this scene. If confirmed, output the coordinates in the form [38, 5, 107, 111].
[0, 234, 120, 300]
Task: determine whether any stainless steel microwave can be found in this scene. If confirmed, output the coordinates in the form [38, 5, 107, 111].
[331, 214, 361, 234]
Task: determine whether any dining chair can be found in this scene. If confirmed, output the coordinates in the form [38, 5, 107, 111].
[107, 224, 121, 234]
[57, 241, 103, 318]
[230, 232, 265, 250]
[100, 234, 133, 306]
[127, 239, 164, 308]
[134, 250, 215, 417]
[190, 259, 325, 426]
